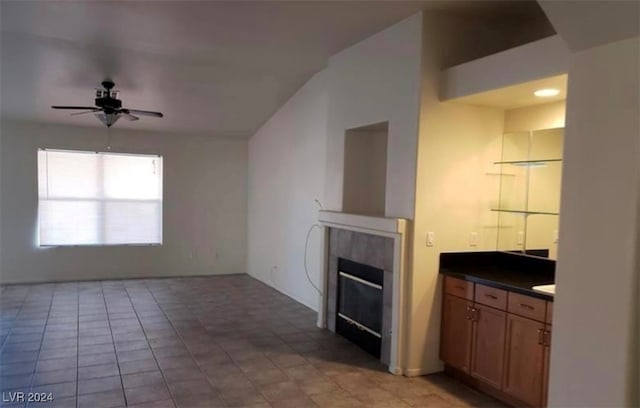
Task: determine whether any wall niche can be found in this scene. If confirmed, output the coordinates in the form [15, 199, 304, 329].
[342, 122, 389, 217]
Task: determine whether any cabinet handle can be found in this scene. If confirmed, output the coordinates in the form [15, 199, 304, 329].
[537, 328, 544, 345]
[472, 308, 479, 321]
[485, 294, 498, 300]
[520, 303, 535, 310]
[543, 330, 551, 347]
[465, 306, 472, 320]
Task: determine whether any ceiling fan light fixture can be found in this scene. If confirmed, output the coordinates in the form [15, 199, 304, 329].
[96, 112, 121, 127]
[52, 80, 164, 128]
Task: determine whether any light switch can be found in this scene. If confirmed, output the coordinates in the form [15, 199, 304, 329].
[517, 231, 524, 246]
[426, 232, 435, 247]
[469, 232, 478, 247]
[553, 229, 559, 244]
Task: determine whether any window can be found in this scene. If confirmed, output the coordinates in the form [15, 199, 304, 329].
[37, 149, 163, 246]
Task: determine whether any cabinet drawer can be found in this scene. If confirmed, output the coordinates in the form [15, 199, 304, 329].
[508, 292, 546, 322]
[546, 301, 553, 324]
[474, 284, 507, 310]
[444, 276, 474, 300]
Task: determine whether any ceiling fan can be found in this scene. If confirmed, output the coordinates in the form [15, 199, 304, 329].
[51, 80, 164, 127]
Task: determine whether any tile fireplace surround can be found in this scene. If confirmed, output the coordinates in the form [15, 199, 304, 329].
[317, 211, 409, 375]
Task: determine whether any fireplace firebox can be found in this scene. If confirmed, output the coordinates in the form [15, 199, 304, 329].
[336, 258, 384, 358]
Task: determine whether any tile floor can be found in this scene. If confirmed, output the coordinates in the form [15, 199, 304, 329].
[0, 275, 504, 407]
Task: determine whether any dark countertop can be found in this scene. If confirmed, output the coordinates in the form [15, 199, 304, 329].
[439, 251, 555, 301]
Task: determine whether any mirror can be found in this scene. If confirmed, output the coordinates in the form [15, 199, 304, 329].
[494, 128, 563, 259]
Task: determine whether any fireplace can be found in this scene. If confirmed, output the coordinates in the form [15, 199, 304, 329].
[325, 228, 394, 364]
[318, 211, 408, 374]
[336, 258, 383, 358]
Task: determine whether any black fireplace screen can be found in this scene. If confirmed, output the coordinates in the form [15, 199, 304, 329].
[336, 258, 383, 358]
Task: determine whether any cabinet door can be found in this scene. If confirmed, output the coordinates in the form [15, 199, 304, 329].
[440, 294, 473, 373]
[504, 313, 545, 407]
[542, 324, 552, 407]
[471, 304, 506, 389]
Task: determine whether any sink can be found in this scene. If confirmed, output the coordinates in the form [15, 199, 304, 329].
[532, 284, 555, 295]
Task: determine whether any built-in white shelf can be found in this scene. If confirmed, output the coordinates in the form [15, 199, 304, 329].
[494, 158, 562, 166]
[491, 208, 560, 216]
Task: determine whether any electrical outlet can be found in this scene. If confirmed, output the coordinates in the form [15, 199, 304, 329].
[553, 229, 559, 244]
[469, 232, 478, 247]
[426, 232, 435, 247]
[517, 231, 524, 246]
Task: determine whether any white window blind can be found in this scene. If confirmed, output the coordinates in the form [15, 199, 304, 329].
[37, 149, 163, 246]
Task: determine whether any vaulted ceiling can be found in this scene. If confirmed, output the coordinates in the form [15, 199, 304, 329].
[539, 0, 639, 51]
[1, 1, 553, 136]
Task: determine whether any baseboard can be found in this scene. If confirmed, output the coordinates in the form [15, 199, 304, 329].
[387, 366, 404, 375]
[0, 271, 245, 286]
[444, 365, 523, 407]
[404, 367, 429, 377]
[247, 272, 319, 312]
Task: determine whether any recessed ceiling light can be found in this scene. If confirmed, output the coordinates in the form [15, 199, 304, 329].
[534, 88, 560, 97]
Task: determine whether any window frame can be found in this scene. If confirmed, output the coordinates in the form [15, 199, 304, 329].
[37, 148, 164, 248]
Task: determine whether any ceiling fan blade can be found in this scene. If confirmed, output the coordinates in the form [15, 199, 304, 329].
[122, 108, 163, 118]
[52, 105, 99, 110]
[121, 112, 139, 121]
[70, 109, 103, 116]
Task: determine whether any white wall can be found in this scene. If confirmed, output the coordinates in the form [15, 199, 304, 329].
[549, 37, 640, 407]
[442, 36, 569, 101]
[503, 100, 566, 132]
[405, 13, 507, 375]
[247, 71, 328, 310]
[410, 100, 504, 375]
[324, 13, 423, 219]
[247, 11, 424, 317]
[0, 120, 248, 284]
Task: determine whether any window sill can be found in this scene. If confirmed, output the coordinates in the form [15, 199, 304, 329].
[38, 243, 163, 248]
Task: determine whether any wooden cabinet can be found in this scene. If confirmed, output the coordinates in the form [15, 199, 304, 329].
[440, 293, 473, 373]
[445, 276, 474, 300]
[502, 293, 552, 406]
[542, 325, 551, 407]
[471, 303, 506, 389]
[508, 292, 547, 322]
[503, 313, 546, 407]
[475, 284, 507, 310]
[541, 302, 553, 406]
[440, 276, 553, 407]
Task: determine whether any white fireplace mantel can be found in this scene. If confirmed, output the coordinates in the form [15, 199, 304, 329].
[318, 210, 407, 235]
[316, 210, 409, 375]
